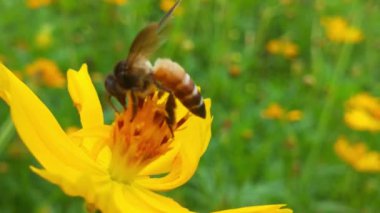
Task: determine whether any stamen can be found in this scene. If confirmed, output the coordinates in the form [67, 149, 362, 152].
[107, 92, 187, 183]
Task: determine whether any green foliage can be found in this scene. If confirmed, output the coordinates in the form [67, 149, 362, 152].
[1, 0, 380, 212]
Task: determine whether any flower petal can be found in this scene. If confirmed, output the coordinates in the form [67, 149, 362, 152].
[213, 204, 292, 213]
[0, 64, 10, 103]
[355, 152, 380, 172]
[0, 63, 99, 175]
[33, 167, 190, 213]
[137, 99, 212, 190]
[67, 64, 104, 128]
[120, 184, 191, 213]
[138, 137, 181, 176]
[344, 109, 380, 131]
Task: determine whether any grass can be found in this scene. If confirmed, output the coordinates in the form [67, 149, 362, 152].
[1, 0, 380, 212]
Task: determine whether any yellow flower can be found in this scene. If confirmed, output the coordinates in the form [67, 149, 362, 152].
[26, 0, 52, 9]
[104, 0, 127, 5]
[160, 0, 183, 15]
[266, 40, 282, 55]
[263, 103, 284, 119]
[282, 41, 299, 58]
[262, 103, 302, 122]
[0, 62, 291, 212]
[266, 39, 298, 59]
[321, 16, 363, 43]
[344, 93, 380, 131]
[334, 137, 380, 172]
[286, 110, 303, 122]
[25, 58, 65, 88]
[214, 205, 291, 213]
[344, 27, 363, 43]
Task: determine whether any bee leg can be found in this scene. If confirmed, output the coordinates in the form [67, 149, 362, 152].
[153, 79, 172, 100]
[165, 92, 176, 136]
[106, 94, 120, 113]
[157, 90, 165, 99]
[105, 74, 126, 111]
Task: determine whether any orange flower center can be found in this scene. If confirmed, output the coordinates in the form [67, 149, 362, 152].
[107, 93, 188, 183]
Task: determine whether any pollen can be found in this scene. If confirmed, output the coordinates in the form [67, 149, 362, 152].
[108, 93, 188, 183]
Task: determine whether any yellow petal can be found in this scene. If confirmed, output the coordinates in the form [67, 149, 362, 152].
[31, 167, 115, 211]
[334, 137, 367, 165]
[354, 152, 380, 172]
[67, 64, 104, 128]
[33, 166, 190, 213]
[0, 64, 10, 103]
[344, 110, 380, 131]
[346, 93, 380, 110]
[0, 63, 99, 175]
[213, 204, 292, 213]
[122, 184, 192, 213]
[138, 137, 181, 176]
[69, 126, 113, 170]
[137, 99, 212, 191]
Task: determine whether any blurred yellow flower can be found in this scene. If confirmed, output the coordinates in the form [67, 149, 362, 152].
[286, 110, 303, 122]
[282, 42, 298, 58]
[0, 62, 292, 213]
[262, 103, 303, 122]
[344, 93, 380, 131]
[321, 16, 363, 43]
[35, 25, 53, 49]
[266, 39, 299, 59]
[104, 0, 127, 5]
[263, 103, 284, 119]
[267, 40, 282, 55]
[228, 64, 241, 78]
[26, 0, 52, 9]
[25, 58, 65, 88]
[334, 137, 380, 172]
[160, 0, 183, 15]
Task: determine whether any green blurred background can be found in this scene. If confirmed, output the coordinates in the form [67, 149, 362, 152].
[1, 0, 380, 212]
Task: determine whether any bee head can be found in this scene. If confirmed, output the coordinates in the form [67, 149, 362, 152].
[114, 61, 140, 90]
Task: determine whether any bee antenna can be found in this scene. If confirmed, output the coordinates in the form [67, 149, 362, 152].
[158, 0, 182, 29]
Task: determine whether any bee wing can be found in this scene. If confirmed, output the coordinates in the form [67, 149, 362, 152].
[126, 23, 161, 64]
[126, 0, 181, 64]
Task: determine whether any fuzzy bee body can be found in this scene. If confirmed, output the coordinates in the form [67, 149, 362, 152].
[105, 0, 206, 120]
[153, 59, 205, 118]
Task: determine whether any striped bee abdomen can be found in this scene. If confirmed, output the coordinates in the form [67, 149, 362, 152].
[153, 59, 206, 118]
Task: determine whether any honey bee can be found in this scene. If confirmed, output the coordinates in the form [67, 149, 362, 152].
[105, 0, 206, 124]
